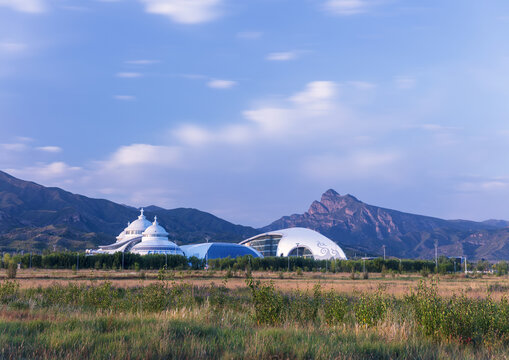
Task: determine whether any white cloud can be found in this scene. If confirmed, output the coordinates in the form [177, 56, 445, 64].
[236, 31, 262, 39]
[114, 95, 136, 101]
[36, 146, 62, 153]
[207, 79, 237, 89]
[174, 81, 340, 146]
[7, 162, 81, 180]
[266, 51, 298, 61]
[0, 0, 46, 13]
[104, 144, 181, 168]
[0, 42, 27, 54]
[16, 136, 34, 142]
[302, 151, 402, 181]
[116, 72, 142, 78]
[139, 0, 222, 24]
[324, 0, 369, 15]
[457, 179, 509, 193]
[394, 76, 416, 89]
[125, 59, 160, 65]
[1, 143, 28, 151]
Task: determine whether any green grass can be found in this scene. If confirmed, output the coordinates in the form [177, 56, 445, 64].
[1, 278, 509, 359]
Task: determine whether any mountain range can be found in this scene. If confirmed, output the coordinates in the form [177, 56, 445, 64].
[1, 170, 509, 260]
[263, 189, 509, 260]
[0, 171, 256, 252]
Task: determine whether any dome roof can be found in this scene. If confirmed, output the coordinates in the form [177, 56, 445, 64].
[181, 242, 263, 260]
[142, 216, 169, 237]
[240, 227, 347, 260]
[125, 208, 152, 232]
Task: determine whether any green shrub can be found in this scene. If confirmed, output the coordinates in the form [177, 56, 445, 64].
[323, 290, 348, 326]
[407, 280, 443, 338]
[247, 279, 284, 325]
[0, 280, 19, 304]
[354, 289, 387, 327]
[6, 262, 17, 279]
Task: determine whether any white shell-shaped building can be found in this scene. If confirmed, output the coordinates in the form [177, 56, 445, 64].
[88, 209, 184, 255]
[240, 227, 347, 260]
[130, 216, 184, 255]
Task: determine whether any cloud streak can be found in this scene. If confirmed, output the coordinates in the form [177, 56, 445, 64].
[0, 0, 46, 13]
[139, 0, 222, 24]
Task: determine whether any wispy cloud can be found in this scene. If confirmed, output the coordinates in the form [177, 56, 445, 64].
[7, 162, 81, 181]
[116, 72, 142, 78]
[114, 95, 136, 101]
[1, 143, 28, 152]
[324, 0, 370, 15]
[0, 42, 27, 54]
[103, 144, 181, 168]
[266, 51, 298, 61]
[125, 59, 160, 65]
[174, 81, 341, 147]
[139, 0, 223, 24]
[394, 76, 416, 89]
[0, 0, 46, 13]
[207, 79, 237, 89]
[36, 146, 62, 153]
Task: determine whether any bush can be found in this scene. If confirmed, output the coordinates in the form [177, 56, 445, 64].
[247, 279, 284, 325]
[0, 280, 19, 304]
[407, 280, 443, 338]
[323, 290, 348, 326]
[354, 289, 387, 327]
[7, 262, 17, 279]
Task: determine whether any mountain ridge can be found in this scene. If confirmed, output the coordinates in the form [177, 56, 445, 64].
[262, 189, 509, 260]
[0, 170, 257, 251]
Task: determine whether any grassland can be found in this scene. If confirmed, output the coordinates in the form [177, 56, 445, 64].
[2, 269, 509, 359]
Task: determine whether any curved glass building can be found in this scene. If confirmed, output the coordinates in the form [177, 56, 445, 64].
[240, 227, 347, 260]
[181, 242, 263, 260]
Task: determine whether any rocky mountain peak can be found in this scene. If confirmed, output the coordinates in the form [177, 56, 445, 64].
[316, 189, 362, 213]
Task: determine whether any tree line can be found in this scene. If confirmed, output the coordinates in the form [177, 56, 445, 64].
[1, 251, 507, 274]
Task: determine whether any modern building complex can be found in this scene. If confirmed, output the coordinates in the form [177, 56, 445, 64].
[240, 227, 347, 260]
[89, 211, 346, 261]
[87, 209, 184, 255]
[180, 242, 263, 260]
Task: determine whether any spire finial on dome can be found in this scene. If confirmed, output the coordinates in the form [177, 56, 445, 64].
[139, 208, 145, 219]
[153, 215, 158, 225]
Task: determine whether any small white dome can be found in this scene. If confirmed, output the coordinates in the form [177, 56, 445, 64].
[125, 208, 152, 232]
[142, 216, 169, 237]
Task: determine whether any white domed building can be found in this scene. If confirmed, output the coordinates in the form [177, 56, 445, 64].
[130, 216, 184, 255]
[240, 227, 347, 260]
[88, 209, 184, 255]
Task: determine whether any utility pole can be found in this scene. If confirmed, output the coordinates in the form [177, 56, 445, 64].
[76, 252, 79, 271]
[363, 258, 366, 273]
[464, 256, 467, 274]
[382, 245, 386, 261]
[122, 251, 124, 271]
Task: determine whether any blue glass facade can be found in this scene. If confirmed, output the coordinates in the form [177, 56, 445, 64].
[181, 243, 263, 260]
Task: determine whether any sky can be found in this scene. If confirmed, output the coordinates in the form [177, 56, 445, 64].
[1, 0, 509, 227]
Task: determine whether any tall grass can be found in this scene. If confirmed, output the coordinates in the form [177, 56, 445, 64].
[1, 278, 509, 359]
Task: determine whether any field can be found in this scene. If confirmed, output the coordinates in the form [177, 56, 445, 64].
[2, 268, 509, 359]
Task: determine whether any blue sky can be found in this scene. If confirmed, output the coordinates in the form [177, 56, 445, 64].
[1, 0, 509, 227]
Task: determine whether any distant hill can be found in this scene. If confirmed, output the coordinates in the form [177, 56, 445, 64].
[0, 171, 257, 252]
[262, 189, 509, 260]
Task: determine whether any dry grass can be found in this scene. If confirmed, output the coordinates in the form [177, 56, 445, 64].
[4, 268, 508, 299]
